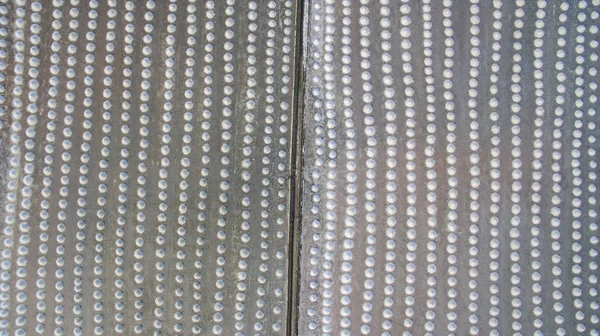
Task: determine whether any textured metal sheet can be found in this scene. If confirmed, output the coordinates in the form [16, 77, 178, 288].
[297, 0, 600, 335]
[1, 0, 600, 336]
[0, 0, 299, 335]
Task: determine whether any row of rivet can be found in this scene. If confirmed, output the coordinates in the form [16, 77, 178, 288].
[466, 1, 482, 334]
[486, 1, 503, 333]
[529, 1, 547, 334]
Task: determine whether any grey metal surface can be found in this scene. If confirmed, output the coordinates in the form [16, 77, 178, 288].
[0, 0, 299, 335]
[297, 0, 600, 335]
[1, 0, 600, 336]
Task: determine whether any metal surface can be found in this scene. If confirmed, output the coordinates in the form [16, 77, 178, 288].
[0, 0, 299, 335]
[0, 0, 599, 336]
[297, 0, 600, 335]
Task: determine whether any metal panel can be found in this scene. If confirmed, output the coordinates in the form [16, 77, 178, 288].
[297, 0, 600, 335]
[1, 0, 600, 335]
[0, 0, 299, 335]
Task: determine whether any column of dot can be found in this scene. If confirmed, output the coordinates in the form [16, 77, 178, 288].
[94, 2, 119, 335]
[190, 0, 213, 333]
[273, 5, 290, 332]
[441, 1, 460, 335]
[400, 0, 417, 330]
[421, 1, 438, 334]
[65, 2, 85, 335]
[0, 0, 6, 121]
[165, 2, 185, 334]
[20, 0, 43, 333]
[465, 1, 481, 335]
[113, 2, 135, 334]
[23, 2, 42, 331]
[570, 2, 588, 333]
[338, 0, 354, 334]
[0, 0, 11, 328]
[65, 1, 87, 335]
[8, 0, 26, 333]
[79, 2, 99, 334]
[40, 2, 62, 334]
[270, 0, 294, 332]
[358, 1, 376, 335]
[212, 1, 236, 334]
[174, 1, 198, 335]
[260, 4, 287, 333]
[550, 3, 568, 334]
[378, 1, 396, 334]
[171, 6, 188, 332]
[585, 8, 599, 334]
[0, 0, 8, 130]
[572, 1, 598, 334]
[313, 0, 337, 334]
[175, 12, 197, 334]
[54, 0, 78, 332]
[55, 2, 78, 333]
[132, 1, 156, 333]
[248, 1, 268, 331]
[487, 1, 503, 334]
[255, 1, 291, 331]
[89, 3, 99, 332]
[261, 17, 276, 329]
[18, 0, 43, 333]
[112, 0, 132, 333]
[32, 0, 53, 333]
[529, 1, 546, 334]
[231, 2, 257, 333]
[319, 0, 336, 334]
[23, 2, 43, 208]
[305, 0, 325, 331]
[508, 2, 525, 334]
[341, 0, 355, 332]
[153, 1, 178, 333]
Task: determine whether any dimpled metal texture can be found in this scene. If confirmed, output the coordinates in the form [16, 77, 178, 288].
[0, 0, 299, 335]
[1, 0, 600, 336]
[298, 0, 600, 336]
